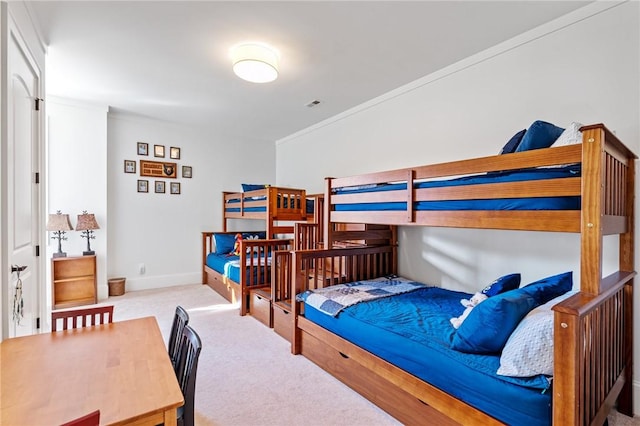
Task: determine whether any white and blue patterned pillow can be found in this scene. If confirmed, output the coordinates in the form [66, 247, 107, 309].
[551, 122, 583, 147]
[497, 291, 576, 377]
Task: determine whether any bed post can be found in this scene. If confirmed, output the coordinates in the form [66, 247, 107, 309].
[618, 141, 635, 416]
[580, 126, 605, 296]
[324, 177, 334, 249]
[202, 232, 211, 284]
[222, 191, 229, 232]
[291, 250, 302, 354]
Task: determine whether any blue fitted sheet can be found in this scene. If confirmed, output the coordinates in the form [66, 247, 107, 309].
[206, 253, 269, 283]
[303, 286, 552, 425]
[225, 197, 315, 214]
[333, 165, 580, 211]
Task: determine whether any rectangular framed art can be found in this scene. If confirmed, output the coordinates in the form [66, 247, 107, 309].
[137, 180, 148, 193]
[140, 160, 177, 178]
[182, 165, 192, 178]
[155, 181, 166, 193]
[137, 142, 148, 156]
[170, 147, 181, 160]
[124, 160, 136, 173]
[170, 182, 181, 194]
[154, 144, 165, 158]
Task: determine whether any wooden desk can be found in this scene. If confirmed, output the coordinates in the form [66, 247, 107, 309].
[0, 317, 183, 426]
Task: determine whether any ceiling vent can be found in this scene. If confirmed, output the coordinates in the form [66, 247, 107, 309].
[305, 100, 321, 108]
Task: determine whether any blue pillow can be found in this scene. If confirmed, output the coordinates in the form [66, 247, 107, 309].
[242, 231, 267, 240]
[213, 233, 236, 254]
[481, 273, 521, 297]
[499, 129, 526, 154]
[518, 271, 573, 305]
[451, 290, 538, 354]
[241, 183, 268, 192]
[515, 120, 564, 152]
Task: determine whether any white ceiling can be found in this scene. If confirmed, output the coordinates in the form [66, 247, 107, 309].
[27, 1, 590, 144]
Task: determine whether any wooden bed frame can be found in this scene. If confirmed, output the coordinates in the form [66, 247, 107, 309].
[289, 124, 636, 425]
[201, 231, 292, 316]
[222, 186, 309, 237]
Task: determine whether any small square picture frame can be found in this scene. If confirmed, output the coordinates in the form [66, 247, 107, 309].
[155, 181, 166, 193]
[137, 179, 148, 193]
[170, 182, 181, 195]
[182, 165, 192, 178]
[124, 160, 136, 174]
[154, 145, 165, 158]
[137, 142, 148, 156]
[170, 147, 181, 160]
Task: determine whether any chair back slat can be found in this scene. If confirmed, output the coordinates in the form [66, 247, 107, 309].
[175, 325, 202, 426]
[51, 306, 114, 332]
[168, 306, 189, 370]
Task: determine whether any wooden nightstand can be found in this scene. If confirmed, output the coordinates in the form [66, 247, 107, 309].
[52, 255, 97, 309]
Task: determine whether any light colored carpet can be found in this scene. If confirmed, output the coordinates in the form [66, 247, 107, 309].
[107, 284, 639, 426]
[109, 284, 397, 426]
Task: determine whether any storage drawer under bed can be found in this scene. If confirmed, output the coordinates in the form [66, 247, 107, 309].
[249, 287, 272, 327]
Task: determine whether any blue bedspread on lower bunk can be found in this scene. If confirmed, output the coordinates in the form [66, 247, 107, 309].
[334, 165, 580, 211]
[206, 253, 269, 283]
[303, 286, 552, 425]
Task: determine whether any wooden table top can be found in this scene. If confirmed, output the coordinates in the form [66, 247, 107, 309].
[0, 316, 184, 426]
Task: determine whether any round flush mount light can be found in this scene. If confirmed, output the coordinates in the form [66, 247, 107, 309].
[231, 43, 279, 83]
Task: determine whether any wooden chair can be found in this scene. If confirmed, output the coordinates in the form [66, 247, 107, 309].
[60, 409, 100, 426]
[51, 305, 114, 332]
[175, 325, 202, 426]
[168, 306, 189, 370]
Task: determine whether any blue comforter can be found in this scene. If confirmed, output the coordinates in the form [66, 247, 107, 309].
[303, 286, 552, 425]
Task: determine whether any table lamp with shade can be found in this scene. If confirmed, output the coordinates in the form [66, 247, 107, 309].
[46, 211, 73, 258]
[76, 211, 100, 256]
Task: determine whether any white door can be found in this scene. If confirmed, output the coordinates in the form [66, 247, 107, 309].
[6, 28, 41, 337]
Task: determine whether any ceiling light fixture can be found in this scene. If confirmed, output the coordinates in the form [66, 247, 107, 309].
[231, 43, 279, 83]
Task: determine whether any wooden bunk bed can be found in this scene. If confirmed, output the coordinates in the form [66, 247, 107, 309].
[203, 189, 321, 324]
[288, 124, 636, 425]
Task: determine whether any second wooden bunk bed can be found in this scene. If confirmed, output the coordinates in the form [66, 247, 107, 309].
[282, 124, 635, 425]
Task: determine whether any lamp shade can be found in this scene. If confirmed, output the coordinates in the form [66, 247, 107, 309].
[231, 43, 279, 83]
[46, 211, 73, 231]
[76, 212, 100, 231]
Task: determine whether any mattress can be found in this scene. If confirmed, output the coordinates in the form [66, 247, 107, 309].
[333, 165, 580, 211]
[206, 252, 269, 283]
[303, 286, 552, 425]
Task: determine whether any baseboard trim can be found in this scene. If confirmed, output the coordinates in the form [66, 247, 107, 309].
[114, 272, 201, 293]
[633, 380, 640, 416]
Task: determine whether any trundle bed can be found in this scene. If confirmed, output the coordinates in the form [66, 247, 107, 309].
[289, 124, 636, 425]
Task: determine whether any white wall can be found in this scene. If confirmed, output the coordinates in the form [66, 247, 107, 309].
[276, 1, 640, 411]
[46, 98, 109, 307]
[106, 113, 275, 291]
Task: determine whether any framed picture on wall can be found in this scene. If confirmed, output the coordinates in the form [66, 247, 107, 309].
[155, 181, 166, 193]
[170, 147, 180, 159]
[137, 180, 148, 193]
[170, 182, 181, 194]
[137, 142, 148, 156]
[154, 145, 165, 158]
[124, 160, 136, 173]
[182, 165, 192, 178]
